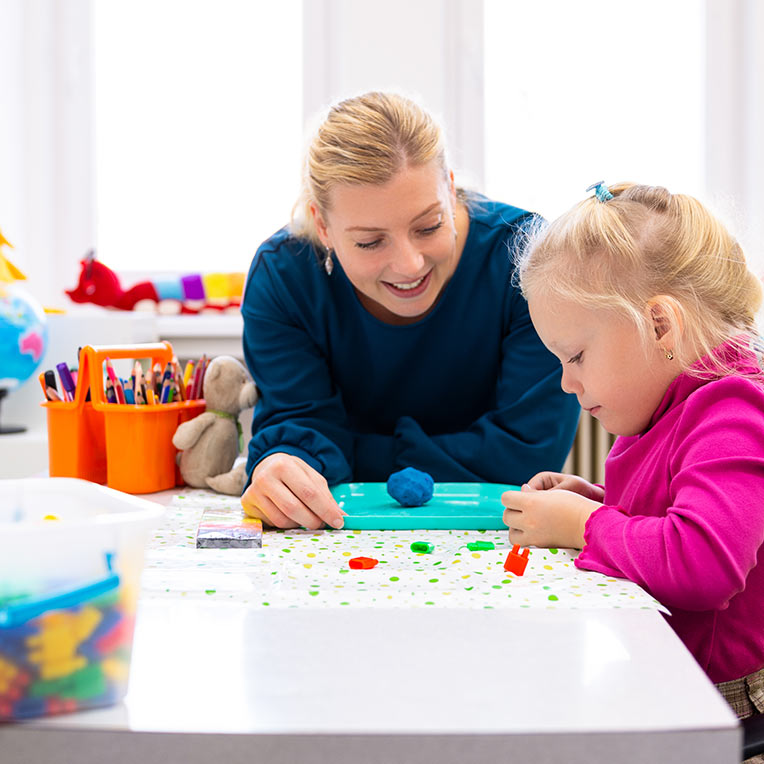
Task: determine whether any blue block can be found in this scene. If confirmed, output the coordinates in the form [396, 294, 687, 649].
[12, 696, 47, 719]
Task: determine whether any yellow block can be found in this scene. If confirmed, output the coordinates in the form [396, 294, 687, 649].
[38, 655, 87, 681]
[201, 273, 230, 299]
[101, 657, 129, 683]
[201, 272, 246, 299]
[26, 607, 103, 664]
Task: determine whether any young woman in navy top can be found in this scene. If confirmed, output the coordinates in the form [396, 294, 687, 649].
[241, 91, 579, 530]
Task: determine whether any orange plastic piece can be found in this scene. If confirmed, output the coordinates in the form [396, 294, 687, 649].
[503, 545, 530, 576]
[43, 342, 205, 493]
[348, 556, 379, 570]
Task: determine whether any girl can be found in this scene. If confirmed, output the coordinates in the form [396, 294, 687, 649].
[501, 182, 764, 738]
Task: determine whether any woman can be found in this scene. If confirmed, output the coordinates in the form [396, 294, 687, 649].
[241, 91, 579, 529]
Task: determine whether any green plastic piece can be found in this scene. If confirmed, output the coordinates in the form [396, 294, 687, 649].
[331, 482, 520, 530]
[30, 664, 106, 701]
[410, 541, 434, 554]
[466, 541, 495, 551]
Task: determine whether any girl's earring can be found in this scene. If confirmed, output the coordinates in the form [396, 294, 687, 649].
[664, 348, 674, 361]
[324, 246, 334, 276]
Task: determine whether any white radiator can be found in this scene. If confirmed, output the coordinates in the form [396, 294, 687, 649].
[562, 412, 616, 485]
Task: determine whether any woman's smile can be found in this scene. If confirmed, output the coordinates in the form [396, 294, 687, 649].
[383, 270, 432, 297]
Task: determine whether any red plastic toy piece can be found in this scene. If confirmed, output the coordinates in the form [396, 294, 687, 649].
[348, 556, 379, 570]
[503, 545, 530, 576]
[95, 615, 135, 655]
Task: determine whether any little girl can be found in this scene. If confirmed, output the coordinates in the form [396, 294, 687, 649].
[501, 182, 764, 739]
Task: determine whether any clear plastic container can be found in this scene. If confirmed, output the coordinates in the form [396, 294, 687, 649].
[0, 478, 163, 720]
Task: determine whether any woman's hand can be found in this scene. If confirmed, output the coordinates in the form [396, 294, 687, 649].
[241, 453, 346, 530]
[525, 471, 605, 502]
[501, 483, 602, 549]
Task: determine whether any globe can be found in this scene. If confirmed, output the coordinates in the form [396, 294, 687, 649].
[0, 282, 48, 433]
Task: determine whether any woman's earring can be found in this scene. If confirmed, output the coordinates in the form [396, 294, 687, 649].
[324, 246, 334, 276]
[664, 348, 674, 360]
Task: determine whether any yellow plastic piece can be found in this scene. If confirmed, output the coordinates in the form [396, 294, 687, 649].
[200, 272, 245, 299]
[0, 656, 20, 692]
[101, 656, 129, 682]
[0, 229, 26, 282]
[201, 273, 230, 299]
[26, 608, 102, 666]
[37, 655, 88, 681]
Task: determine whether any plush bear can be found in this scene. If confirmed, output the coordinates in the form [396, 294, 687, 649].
[172, 355, 257, 495]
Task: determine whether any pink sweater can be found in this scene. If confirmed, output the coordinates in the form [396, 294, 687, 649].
[576, 343, 764, 683]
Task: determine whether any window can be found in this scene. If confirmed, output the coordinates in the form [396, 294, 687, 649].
[483, 0, 705, 221]
[94, 0, 303, 274]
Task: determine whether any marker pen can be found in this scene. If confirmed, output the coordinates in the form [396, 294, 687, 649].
[56, 363, 76, 402]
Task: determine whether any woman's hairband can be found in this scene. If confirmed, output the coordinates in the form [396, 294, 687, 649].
[586, 181, 614, 203]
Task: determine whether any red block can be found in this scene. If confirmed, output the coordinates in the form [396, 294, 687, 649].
[95, 614, 135, 655]
[46, 697, 78, 715]
[503, 545, 530, 576]
[348, 556, 379, 570]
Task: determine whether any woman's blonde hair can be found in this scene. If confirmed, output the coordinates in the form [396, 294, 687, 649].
[291, 91, 449, 249]
[516, 183, 763, 377]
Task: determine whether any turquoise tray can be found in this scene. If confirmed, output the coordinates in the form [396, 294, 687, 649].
[331, 482, 520, 530]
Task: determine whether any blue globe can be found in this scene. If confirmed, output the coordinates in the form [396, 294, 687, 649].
[0, 283, 48, 391]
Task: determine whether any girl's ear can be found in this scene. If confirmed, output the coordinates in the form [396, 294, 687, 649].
[309, 203, 330, 248]
[646, 295, 684, 352]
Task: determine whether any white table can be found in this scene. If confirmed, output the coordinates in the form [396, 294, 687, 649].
[1, 491, 741, 763]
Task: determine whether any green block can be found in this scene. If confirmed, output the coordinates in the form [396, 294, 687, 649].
[466, 541, 495, 551]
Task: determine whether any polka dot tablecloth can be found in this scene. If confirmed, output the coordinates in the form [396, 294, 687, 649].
[141, 490, 666, 611]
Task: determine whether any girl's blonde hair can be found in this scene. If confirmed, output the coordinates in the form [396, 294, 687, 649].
[291, 91, 449, 249]
[517, 183, 763, 377]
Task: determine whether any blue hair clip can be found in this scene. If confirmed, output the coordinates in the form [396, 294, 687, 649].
[586, 181, 614, 203]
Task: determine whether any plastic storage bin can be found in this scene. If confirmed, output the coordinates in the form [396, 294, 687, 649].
[43, 342, 205, 494]
[0, 477, 163, 720]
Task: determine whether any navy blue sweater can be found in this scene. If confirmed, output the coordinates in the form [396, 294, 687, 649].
[241, 196, 580, 486]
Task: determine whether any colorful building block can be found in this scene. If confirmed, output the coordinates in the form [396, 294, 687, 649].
[348, 557, 379, 570]
[504, 545, 530, 576]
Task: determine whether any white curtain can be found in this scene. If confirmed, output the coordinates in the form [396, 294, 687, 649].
[0, 0, 95, 309]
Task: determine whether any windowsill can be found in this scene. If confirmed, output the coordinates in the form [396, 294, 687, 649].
[0, 426, 49, 478]
[154, 313, 242, 337]
[154, 313, 243, 360]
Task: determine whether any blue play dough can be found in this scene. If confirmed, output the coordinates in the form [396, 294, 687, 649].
[386, 467, 434, 507]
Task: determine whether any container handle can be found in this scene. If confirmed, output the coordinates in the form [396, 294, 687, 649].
[0, 572, 120, 628]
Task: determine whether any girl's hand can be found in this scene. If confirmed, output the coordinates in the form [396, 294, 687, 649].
[242, 453, 346, 530]
[501, 484, 602, 549]
[526, 471, 605, 502]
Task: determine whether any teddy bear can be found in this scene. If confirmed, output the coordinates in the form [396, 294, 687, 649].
[172, 355, 257, 495]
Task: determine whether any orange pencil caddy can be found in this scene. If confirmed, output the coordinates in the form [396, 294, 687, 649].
[43, 342, 205, 494]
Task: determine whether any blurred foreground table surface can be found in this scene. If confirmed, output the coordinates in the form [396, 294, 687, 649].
[1, 489, 740, 764]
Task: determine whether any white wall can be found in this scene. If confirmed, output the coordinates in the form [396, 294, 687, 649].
[2, 0, 764, 296]
[706, 0, 764, 274]
[303, 0, 485, 190]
